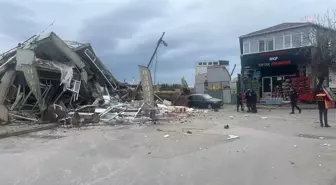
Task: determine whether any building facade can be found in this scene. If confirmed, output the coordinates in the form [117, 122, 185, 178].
[194, 60, 231, 103]
[239, 22, 329, 103]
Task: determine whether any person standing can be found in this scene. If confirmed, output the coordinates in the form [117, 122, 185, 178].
[289, 88, 301, 114]
[316, 88, 331, 127]
[246, 89, 252, 112]
[236, 92, 244, 112]
[251, 89, 257, 113]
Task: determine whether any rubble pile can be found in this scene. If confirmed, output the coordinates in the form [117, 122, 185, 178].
[0, 32, 189, 126]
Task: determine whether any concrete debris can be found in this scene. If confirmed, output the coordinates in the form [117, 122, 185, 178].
[186, 130, 192, 135]
[227, 135, 239, 140]
[0, 32, 195, 127]
[261, 117, 268, 120]
[224, 125, 229, 129]
[164, 134, 170, 138]
[319, 137, 324, 140]
[294, 145, 298, 148]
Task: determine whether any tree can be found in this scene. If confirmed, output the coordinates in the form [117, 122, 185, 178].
[307, 10, 336, 93]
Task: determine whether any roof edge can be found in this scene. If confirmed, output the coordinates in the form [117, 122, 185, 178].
[239, 23, 316, 39]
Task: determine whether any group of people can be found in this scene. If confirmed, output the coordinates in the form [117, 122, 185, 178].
[236, 89, 257, 113]
[236, 87, 331, 128]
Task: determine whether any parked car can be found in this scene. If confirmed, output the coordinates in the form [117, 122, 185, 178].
[187, 94, 223, 109]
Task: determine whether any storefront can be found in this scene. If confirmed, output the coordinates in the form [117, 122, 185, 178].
[241, 47, 312, 100]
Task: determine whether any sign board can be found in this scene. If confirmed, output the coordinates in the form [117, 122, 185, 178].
[138, 65, 155, 112]
[242, 47, 311, 68]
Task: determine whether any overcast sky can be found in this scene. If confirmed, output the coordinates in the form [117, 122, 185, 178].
[0, 0, 335, 84]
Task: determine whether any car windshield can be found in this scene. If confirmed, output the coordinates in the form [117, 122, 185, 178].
[202, 94, 213, 99]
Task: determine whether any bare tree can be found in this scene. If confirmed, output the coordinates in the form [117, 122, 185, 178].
[309, 10, 336, 93]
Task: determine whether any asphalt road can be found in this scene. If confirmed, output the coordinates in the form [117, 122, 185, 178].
[1, 107, 336, 185]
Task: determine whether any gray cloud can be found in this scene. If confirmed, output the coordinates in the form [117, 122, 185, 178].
[1, 0, 336, 84]
[0, 2, 41, 40]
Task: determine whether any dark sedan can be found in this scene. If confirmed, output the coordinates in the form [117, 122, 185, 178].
[187, 94, 223, 109]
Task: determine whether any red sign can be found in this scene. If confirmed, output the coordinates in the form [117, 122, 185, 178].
[271, 60, 291, 66]
[260, 50, 288, 56]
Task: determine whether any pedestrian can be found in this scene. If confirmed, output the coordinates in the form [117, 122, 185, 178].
[316, 88, 331, 127]
[236, 92, 244, 112]
[251, 89, 257, 113]
[246, 89, 252, 112]
[289, 87, 301, 114]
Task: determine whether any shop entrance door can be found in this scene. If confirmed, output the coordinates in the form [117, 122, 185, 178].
[262, 77, 272, 99]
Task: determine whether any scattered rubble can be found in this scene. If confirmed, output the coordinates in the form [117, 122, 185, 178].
[0, 32, 195, 127]
[227, 135, 239, 140]
[224, 125, 229, 129]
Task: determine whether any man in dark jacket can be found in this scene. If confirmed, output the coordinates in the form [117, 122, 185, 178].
[236, 92, 244, 112]
[316, 88, 331, 127]
[246, 89, 252, 112]
[251, 90, 257, 113]
[289, 88, 301, 114]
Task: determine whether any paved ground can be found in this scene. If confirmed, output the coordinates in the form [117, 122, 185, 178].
[1, 107, 336, 185]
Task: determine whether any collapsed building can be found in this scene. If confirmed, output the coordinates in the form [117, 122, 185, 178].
[0, 32, 134, 124]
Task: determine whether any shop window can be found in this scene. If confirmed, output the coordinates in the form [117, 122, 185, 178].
[202, 62, 207, 65]
[292, 33, 302, 47]
[284, 35, 291, 48]
[198, 62, 202, 65]
[275, 36, 283, 50]
[259, 40, 265, 52]
[266, 39, 274, 51]
[208, 62, 213, 65]
[213, 62, 219, 65]
[243, 42, 250, 54]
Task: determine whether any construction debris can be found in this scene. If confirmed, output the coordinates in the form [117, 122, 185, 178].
[0, 32, 192, 126]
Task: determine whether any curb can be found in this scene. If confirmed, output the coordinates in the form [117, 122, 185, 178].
[0, 124, 60, 139]
[257, 105, 318, 110]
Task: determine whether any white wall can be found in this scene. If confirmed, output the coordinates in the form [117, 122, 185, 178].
[242, 26, 314, 55]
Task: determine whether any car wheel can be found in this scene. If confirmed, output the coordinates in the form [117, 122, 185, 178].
[207, 104, 212, 109]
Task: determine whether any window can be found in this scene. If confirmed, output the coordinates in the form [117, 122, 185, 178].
[213, 62, 219, 65]
[266, 39, 274, 51]
[292, 33, 302, 47]
[243, 42, 250, 54]
[202, 94, 213, 99]
[198, 62, 202, 65]
[250, 41, 258, 53]
[284, 35, 291, 48]
[208, 62, 213, 65]
[302, 32, 310, 46]
[275, 36, 283, 50]
[202, 62, 207, 65]
[219, 60, 229, 65]
[259, 40, 265, 52]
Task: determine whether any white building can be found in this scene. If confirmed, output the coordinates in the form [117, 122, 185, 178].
[195, 60, 229, 75]
[194, 60, 232, 103]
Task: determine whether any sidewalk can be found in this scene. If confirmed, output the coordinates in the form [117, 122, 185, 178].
[0, 123, 59, 139]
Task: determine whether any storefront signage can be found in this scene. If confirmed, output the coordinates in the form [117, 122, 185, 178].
[258, 63, 270, 67]
[271, 60, 291, 66]
[242, 47, 311, 68]
[269, 57, 278, 61]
